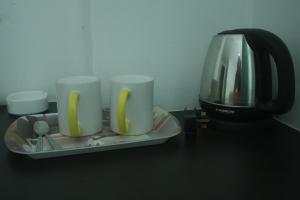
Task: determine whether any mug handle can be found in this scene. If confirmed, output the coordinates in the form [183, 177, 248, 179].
[68, 91, 81, 137]
[117, 88, 131, 134]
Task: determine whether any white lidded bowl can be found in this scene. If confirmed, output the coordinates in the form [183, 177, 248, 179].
[6, 90, 48, 115]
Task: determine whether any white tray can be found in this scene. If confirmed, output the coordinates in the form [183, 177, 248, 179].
[4, 108, 181, 159]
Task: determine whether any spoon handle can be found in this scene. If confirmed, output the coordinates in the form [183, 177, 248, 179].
[36, 136, 43, 152]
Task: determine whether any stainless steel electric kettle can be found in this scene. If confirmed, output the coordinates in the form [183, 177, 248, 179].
[199, 29, 295, 128]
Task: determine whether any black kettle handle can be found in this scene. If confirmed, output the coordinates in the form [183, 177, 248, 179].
[220, 29, 295, 114]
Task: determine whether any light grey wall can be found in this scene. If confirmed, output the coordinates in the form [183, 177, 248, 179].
[0, 0, 252, 110]
[252, 0, 300, 130]
[0, 0, 93, 104]
[2, 0, 298, 129]
[91, 0, 253, 110]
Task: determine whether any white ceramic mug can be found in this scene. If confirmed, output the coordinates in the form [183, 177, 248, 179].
[56, 76, 102, 137]
[110, 74, 154, 135]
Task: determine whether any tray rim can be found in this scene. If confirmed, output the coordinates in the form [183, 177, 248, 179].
[4, 112, 182, 158]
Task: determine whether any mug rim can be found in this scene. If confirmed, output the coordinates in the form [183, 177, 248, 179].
[57, 76, 99, 85]
[111, 74, 153, 84]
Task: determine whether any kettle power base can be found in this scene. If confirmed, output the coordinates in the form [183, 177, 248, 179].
[4, 108, 181, 159]
[208, 117, 274, 133]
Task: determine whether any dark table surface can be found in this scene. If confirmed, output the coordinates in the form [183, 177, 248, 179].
[1, 103, 300, 200]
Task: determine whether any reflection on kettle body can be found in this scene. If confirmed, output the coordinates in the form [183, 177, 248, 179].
[229, 56, 242, 105]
